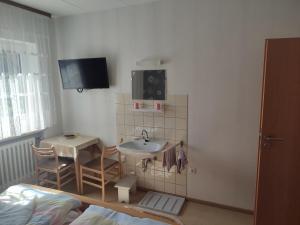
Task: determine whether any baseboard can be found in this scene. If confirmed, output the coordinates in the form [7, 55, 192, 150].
[186, 197, 254, 215]
[137, 187, 253, 215]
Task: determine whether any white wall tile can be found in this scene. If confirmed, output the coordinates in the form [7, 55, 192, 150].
[136, 166, 145, 176]
[165, 117, 176, 129]
[125, 126, 135, 136]
[165, 128, 175, 140]
[165, 172, 176, 183]
[164, 105, 176, 118]
[176, 106, 187, 118]
[143, 115, 154, 127]
[165, 182, 176, 194]
[124, 104, 132, 114]
[154, 169, 164, 181]
[143, 112, 154, 117]
[155, 152, 164, 161]
[176, 172, 187, 185]
[134, 115, 144, 126]
[145, 178, 155, 189]
[125, 114, 134, 125]
[176, 129, 187, 142]
[135, 126, 143, 137]
[153, 128, 164, 139]
[145, 169, 155, 179]
[115, 94, 187, 196]
[175, 95, 188, 106]
[137, 178, 145, 187]
[126, 155, 136, 166]
[154, 181, 164, 192]
[154, 116, 164, 128]
[176, 118, 187, 130]
[175, 185, 187, 196]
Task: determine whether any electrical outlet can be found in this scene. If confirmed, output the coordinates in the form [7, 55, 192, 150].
[189, 167, 197, 174]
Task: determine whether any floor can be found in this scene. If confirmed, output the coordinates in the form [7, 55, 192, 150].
[62, 182, 253, 225]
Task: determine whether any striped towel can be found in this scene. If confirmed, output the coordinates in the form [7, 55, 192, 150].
[177, 147, 188, 174]
[162, 144, 177, 172]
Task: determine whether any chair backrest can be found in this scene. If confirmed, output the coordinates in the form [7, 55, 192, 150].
[32, 145, 58, 166]
[100, 145, 120, 169]
[102, 145, 119, 157]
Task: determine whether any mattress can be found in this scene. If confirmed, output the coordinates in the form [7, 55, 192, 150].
[70, 205, 169, 225]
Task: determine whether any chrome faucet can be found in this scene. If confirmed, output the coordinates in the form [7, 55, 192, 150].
[141, 129, 150, 142]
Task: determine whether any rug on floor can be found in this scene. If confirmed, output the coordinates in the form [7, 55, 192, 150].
[138, 191, 185, 215]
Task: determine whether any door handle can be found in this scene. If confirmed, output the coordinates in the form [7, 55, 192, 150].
[263, 136, 284, 142]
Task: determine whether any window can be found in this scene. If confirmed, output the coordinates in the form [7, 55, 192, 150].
[0, 38, 53, 140]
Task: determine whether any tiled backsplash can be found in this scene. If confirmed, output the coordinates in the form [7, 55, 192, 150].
[116, 93, 188, 196]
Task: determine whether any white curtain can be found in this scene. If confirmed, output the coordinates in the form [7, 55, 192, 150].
[0, 3, 55, 140]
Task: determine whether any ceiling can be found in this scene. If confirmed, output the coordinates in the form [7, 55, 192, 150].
[11, 0, 162, 17]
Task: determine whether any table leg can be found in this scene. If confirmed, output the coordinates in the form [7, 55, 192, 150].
[74, 154, 80, 194]
[75, 141, 102, 194]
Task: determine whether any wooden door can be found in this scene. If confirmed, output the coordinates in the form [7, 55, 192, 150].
[255, 38, 300, 225]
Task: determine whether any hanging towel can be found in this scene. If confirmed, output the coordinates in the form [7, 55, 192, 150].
[177, 147, 188, 174]
[142, 158, 152, 172]
[162, 144, 177, 172]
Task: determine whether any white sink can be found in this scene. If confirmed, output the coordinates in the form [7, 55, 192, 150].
[118, 138, 167, 155]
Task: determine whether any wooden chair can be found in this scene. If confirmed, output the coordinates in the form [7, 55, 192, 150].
[79, 145, 122, 201]
[32, 145, 75, 190]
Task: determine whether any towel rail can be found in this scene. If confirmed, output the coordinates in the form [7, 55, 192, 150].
[161, 140, 184, 154]
[141, 141, 184, 170]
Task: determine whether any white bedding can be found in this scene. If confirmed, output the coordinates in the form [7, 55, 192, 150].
[0, 184, 171, 225]
[70, 205, 169, 225]
[0, 184, 81, 225]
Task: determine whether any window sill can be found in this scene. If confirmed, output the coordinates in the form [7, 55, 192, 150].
[0, 129, 45, 146]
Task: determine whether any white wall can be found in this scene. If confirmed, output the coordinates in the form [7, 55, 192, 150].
[54, 0, 300, 210]
[44, 20, 64, 138]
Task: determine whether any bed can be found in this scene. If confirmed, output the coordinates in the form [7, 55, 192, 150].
[0, 184, 81, 225]
[70, 205, 168, 225]
[0, 184, 181, 225]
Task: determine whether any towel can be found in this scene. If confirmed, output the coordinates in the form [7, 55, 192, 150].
[142, 158, 152, 172]
[162, 145, 177, 172]
[177, 147, 188, 174]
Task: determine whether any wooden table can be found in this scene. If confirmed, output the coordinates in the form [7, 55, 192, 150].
[40, 134, 102, 193]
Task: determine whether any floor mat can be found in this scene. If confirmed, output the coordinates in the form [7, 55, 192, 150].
[138, 191, 185, 215]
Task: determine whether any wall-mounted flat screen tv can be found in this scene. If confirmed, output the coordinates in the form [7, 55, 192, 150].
[132, 70, 166, 100]
[58, 57, 109, 89]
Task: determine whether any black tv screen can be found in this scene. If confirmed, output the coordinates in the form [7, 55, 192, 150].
[58, 57, 109, 89]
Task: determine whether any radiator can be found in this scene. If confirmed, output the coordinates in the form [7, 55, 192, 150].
[0, 137, 36, 192]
